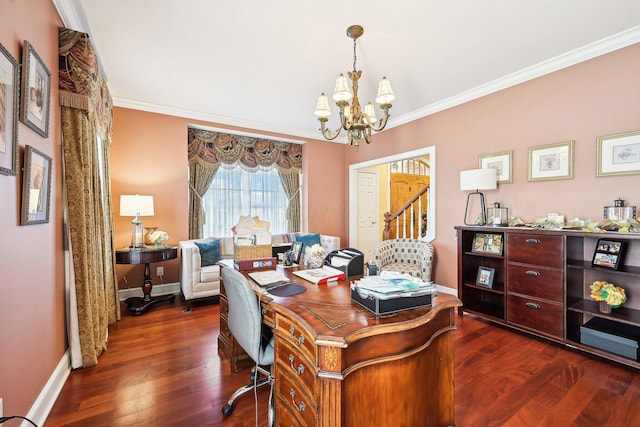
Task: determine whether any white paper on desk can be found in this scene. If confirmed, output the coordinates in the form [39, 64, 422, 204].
[330, 257, 349, 267]
[248, 270, 288, 286]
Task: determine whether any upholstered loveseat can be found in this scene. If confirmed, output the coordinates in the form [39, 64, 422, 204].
[179, 233, 340, 311]
[373, 238, 434, 282]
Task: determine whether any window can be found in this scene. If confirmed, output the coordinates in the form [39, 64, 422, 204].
[202, 165, 290, 237]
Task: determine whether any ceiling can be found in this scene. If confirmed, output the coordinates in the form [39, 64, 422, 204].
[55, 1, 640, 142]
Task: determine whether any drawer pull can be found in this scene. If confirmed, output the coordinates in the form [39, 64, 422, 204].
[289, 326, 305, 346]
[525, 238, 540, 244]
[289, 354, 305, 375]
[525, 302, 541, 309]
[290, 389, 306, 412]
[525, 270, 540, 276]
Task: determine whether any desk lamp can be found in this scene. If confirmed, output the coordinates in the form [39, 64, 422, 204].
[120, 194, 154, 249]
[460, 169, 497, 225]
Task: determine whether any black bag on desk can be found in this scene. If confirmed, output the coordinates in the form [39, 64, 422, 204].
[324, 248, 364, 278]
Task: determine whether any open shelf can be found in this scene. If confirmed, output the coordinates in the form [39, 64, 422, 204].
[462, 281, 504, 294]
[568, 299, 640, 327]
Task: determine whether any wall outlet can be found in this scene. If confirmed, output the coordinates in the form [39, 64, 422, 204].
[157, 267, 164, 277]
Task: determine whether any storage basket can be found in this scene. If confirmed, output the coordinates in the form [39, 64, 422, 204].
[234, 243, 272, 260]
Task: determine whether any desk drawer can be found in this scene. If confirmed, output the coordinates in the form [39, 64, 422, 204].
[507, 233, 563, 268]
[276, 395, 312, 427]
[276, 317, 316, 364]
[276, 367, 317, 427]
[508, 264, 563, 302]
[507, 294, 563, 339]
[276, 339, 317, 397]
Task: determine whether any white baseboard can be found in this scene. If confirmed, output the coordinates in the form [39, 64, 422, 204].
[24, 350, 71, 427]
[435, 283, 458, 297]
[118, 282, 181, 301]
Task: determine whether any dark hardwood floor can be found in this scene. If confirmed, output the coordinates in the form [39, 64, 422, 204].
[45, 297, 640, 426]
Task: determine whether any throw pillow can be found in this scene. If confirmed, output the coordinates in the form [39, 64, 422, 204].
[195, 240, 222, 267]
[295, 233, 321, 252]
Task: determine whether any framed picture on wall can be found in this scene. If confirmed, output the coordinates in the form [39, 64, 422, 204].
[528, 141, 574, 181]
[0, 43, 19, 176]
[20, 145, 52, 225]
[20, 40, 51, 138]
[479, 150, 513, 184]
[596, 130, 640, 177]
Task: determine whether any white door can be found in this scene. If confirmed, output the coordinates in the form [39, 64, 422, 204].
[356, 169, 380, 261]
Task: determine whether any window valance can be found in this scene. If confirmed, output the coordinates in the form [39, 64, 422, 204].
[188, 128, 302, 172]
[59, 27, 113, 144]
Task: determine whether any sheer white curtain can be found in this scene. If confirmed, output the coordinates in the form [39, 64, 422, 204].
[202, 164, 289, 237]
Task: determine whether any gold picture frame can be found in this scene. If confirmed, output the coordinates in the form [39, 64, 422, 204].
[0, 43, 19, 176]
[20, 145, 52, 225]
[479, 150, 513, 184]
[528, 141, 574, 181]
[20, 41, 51, 138]
[596, 130, 640, 177]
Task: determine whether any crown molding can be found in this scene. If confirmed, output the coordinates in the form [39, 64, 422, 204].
[390, 25, 640, 128]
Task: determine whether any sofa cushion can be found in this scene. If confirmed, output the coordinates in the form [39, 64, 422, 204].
[195, 239, 222, 266]
[295, 233, 320, 252]
[200, 264, 220, 282]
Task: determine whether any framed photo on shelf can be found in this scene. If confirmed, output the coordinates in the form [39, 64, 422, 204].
[20, 40, 51, 138]
[20, 145, 52, 225]
[479, 150, 513, 184]
[592, 239, 625, 270]
[0, 43, 19, 176]
[476, 266, 495, 289]
[471, 232, 503, 255]
[528, 141, 574, 181]
[290, 241, 303, 264]
[596, 130, 640, 177]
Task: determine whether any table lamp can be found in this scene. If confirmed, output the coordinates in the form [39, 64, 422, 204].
[120, 194, 154, 249]
[460, 169, 497, 225]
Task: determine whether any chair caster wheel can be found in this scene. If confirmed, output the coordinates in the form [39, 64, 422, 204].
[222, 403, 235, 416]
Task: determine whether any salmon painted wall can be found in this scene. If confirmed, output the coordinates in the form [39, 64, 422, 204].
[111, 108, 347, 288]
[345, 43, 640, 290]
[0, 0, 65, 418]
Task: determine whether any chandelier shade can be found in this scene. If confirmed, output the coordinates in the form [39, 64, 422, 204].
[314, 25, 395, 150]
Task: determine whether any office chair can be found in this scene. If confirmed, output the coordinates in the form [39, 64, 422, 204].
[220, 267, 274, 424]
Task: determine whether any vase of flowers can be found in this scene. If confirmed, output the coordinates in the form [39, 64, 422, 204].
[590, 280, 627, 313]
[305, 244, 326, 268]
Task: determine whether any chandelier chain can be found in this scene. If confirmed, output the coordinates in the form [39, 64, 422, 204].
[352, 37, 357, 72]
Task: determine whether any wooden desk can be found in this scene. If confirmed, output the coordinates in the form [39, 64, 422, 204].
[116, 246, 178, 315]
[218, 265, 461, 426]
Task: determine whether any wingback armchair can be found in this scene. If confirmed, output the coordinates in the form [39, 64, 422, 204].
[372, 238, 434, 282]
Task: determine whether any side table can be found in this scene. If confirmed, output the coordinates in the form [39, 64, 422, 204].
[116, 246, 178, 315]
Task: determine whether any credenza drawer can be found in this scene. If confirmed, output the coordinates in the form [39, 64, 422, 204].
[507, 294, 563, 339]
[276, 339, 317, 397]
[507, 233, 563, 268]
[276, 367, 317, 427]
[276, 317, 316, 364]
[507, 264, 563, 302]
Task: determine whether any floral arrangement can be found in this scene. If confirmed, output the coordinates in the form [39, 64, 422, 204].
[306, 244, 326, 258]
[590, 280, 627, 308]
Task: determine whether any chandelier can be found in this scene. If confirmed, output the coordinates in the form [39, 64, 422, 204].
[314, 25, 396, 151]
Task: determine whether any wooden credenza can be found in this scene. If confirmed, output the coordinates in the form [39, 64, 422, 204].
[456, 225, 640, 369]
[218, 265, 461, 426]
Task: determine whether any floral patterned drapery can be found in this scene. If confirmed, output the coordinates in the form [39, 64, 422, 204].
[59, 27, 119, 368]
[187, 128, 302, 238]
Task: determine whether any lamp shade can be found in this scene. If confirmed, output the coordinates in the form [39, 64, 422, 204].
[314, 93, 332, 118]
[460, 169, 497, 192]
[120, 194, 154, 217]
